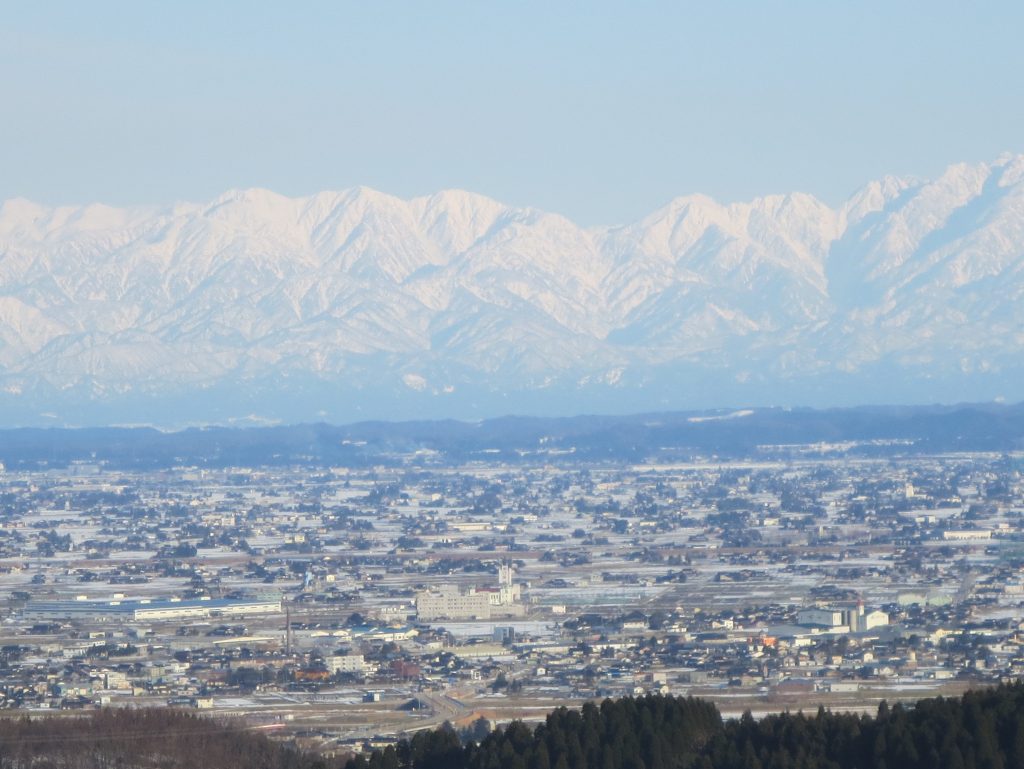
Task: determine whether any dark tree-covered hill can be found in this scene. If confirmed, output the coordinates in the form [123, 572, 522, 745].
[350, 685, 1024, 769]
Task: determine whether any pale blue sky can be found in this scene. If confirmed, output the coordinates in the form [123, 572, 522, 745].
[2, 1, 1022, 224]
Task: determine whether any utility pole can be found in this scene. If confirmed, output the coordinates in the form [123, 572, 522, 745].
[285, 603, 292, 656]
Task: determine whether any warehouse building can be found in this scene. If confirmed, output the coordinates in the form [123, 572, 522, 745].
[23, 597, 281, 622]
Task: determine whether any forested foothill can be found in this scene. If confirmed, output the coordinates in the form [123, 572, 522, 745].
[3, 686, 1024, 769]
[0, 708, 337, 769]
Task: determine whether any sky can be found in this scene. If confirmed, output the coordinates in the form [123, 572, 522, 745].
[2, 1, 1023, 225]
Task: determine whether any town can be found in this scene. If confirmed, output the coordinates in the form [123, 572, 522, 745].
[0, 447, 1022, 759]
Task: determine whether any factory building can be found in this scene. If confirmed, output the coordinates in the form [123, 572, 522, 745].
[796, 601, 888, 633]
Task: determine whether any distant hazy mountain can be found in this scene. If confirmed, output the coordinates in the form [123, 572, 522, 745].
[1, 155, 1023, 426]
[1, 403, 1022, 469]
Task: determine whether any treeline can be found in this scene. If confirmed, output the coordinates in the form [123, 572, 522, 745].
[349, 684, 1024, 769]
[0, 708, 338, 769]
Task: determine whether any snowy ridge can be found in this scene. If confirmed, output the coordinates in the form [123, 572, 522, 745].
[1, 156, 1023, 424]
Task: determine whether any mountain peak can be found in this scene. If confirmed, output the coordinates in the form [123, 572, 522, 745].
[1, 156, 1023, 425]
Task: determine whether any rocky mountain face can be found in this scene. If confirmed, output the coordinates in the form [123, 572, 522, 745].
[1, 155, 1022, 425]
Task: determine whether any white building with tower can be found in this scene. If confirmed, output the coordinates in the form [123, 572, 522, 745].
[416, 562, 524, 621]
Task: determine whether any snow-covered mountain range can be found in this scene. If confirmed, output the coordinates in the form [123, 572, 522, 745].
[1, 155, 1023, 426]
